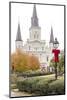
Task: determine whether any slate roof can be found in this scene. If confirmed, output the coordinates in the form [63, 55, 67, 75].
[31, 4, 39, 27]
[49, 26, 54, 43]
[16, 23, 22, 41]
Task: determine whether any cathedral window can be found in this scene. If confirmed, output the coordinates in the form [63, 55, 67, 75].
[47, 56, 49, 61]
[34, 48, 37, 51]
[40, 54, 42, 57]
[37, 34, 39, 38]
[29, 46, 30, 50]
[36, 48, 37, 51]
[35, 31, 37, 34]
[34, 34, 36, 38]
[18, 45, 20, 48]
[42, 47, 44, 50]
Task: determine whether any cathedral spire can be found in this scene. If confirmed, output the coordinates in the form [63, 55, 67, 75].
[49, 26, 54, 43]
[16, 22, 22, 41]
[33, 4, 37, 18]
[31, 4, 39, 27]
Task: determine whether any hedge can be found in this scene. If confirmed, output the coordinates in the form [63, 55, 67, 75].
[17, 70, 53, 77]
[48, 78, 65, 95]
[17, 76, 65, 95]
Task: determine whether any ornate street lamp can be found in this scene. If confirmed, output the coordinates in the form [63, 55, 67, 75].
[52, 38, 60, 80]
[53, 38, 59, 49]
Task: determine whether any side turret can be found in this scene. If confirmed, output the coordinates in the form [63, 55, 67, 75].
[49, 26, 54, 50]
[15, 22, 23, 49]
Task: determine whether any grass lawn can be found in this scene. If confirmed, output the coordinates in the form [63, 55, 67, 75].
[16, 74, 65, 96]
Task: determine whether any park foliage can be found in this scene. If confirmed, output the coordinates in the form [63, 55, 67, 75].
[49, 55, 64, 74]
[11, 49, 40, 72]
[17, 75, 64, 95]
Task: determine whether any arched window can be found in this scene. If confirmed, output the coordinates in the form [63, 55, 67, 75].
[37, 34, 39, 38]
[29, 46, 30, 50]
[47, 56, 49, 61]
[34, 34, 36, 38]
[34, 47, 37, 51]
[40, 54, 42, 58]
[42, 47, 44, 50]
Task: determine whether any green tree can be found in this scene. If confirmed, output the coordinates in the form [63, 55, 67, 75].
[49, 55, 64, 77]
[57, 55, 64, 75]
[49, 59, 55, 68]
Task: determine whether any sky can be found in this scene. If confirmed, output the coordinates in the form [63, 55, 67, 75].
[11, 3, 64, 53]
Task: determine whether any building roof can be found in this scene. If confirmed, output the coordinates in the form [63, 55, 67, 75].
[31, 4, 39, 27]
[49, 26, 54, 43]
[16, 23, 22, 41]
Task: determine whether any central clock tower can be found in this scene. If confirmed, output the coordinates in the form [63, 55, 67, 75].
[29, 4, 41, 41]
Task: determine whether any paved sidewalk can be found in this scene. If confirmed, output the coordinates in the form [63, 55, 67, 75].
[11, 91, 34, 97]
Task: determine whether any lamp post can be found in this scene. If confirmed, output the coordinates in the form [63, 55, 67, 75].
[52, 38, 60, 80]
[53, 38, 59, 49]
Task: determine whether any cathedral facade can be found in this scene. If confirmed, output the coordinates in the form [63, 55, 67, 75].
[15, 4, 54, 71]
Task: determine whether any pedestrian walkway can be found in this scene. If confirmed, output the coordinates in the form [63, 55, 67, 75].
[11, 91, 34, 97]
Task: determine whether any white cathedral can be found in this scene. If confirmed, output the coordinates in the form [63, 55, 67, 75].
[15, 4, 55, 71]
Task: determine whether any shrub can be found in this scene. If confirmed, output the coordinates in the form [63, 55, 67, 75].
[17, 79, 49, 95]
[17, 76, 64, 95]
[17, 70, 53, 77]
[11, 84, 17, 89]
[11, 73, 17, 84]
[17, 76, 52, 95]
[48, 78, 64, 95]
[35, 81, 49, 95]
